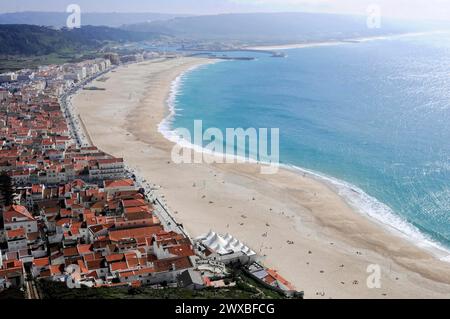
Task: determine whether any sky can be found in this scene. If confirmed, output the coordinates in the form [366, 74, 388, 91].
[1, 0, 450, 20]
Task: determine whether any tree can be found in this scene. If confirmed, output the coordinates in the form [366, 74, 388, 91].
[0, 172, 14, 207]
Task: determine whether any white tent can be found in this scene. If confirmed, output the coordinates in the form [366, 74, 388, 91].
[197, 231, 256, 257]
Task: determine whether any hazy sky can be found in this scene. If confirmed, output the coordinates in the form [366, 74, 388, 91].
[1, 0, 450, 20]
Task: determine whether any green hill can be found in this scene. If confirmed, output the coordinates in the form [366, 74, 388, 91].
[0, 24, 162, 56]
[0, 12, 188, 28]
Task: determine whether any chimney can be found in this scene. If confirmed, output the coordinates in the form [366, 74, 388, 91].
[171, 263, 176, 271]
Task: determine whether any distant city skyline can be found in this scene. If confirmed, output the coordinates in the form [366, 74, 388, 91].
[1, 0, 450, 21]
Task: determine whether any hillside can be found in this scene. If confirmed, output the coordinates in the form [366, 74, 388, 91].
[0, 24, 162, 56]
[122, 12, 436, 43]
[0, 12, 188, 28]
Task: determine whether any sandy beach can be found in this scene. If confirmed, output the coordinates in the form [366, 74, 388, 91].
[72, 57, 450, 299]
[245, 32, 444, 51]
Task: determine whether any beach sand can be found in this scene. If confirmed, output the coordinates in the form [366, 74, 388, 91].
[245, 32, 443, 51]
[72, 57, 450, 299]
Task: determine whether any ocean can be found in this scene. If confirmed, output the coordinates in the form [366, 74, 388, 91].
[162, 32, 450, 258]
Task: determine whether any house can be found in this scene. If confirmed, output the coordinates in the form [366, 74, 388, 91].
[153, 231, 195, 260]
[177, 269, 205, 290]
[245, 262, 298, 297]
[0, 260, 24, 289]
[103, 179, 135, 195]
[40, 264, 66, 282]
[109, 225, 163, 244]
[0, 89, 9, 101]
[85, 258, 109, 279]
[89, 159, 125, 181]
[0, 72, 18, 83]
[6, 228, 28, 252]
[263, 268, 296, 291]
[152, 256, 195, 285]
[2, 205, 38, 235]
[32, 257, 50, 278]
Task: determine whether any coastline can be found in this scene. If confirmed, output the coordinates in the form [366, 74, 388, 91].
[245, 31, 447, 51]
[158, 61, 223, 144]
[161, 56, 450, 261]
[285, 164, 450, 259]
[72, 57, 450, 298]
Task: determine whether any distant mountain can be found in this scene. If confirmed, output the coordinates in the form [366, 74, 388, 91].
[122, 12, 440, 43]
[0, 12, 189, 28]
[0, 24, 162, 56]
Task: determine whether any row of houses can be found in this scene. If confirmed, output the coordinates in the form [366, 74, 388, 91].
[0, 178, 201, 290]
[0, 58, 210, 291]
[0, 86, 127, 185]
[63, 59, 112, 83]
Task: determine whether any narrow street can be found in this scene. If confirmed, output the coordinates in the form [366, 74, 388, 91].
[25, 278, 40, 299]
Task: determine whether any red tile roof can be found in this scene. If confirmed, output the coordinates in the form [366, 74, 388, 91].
[266, 269, 295, 290]
[106, 253, 124, 263]
[154, 256, 192, 272]
[63, 247, 79, 257]
[77, 244, 93, 255]
[6, 228, 26, 238]
[122, 199, 147, 208]
[109, 226, 163, 242]
[110, 262, 128, 272]
[167, 245, 195, 258]
[86, 259, 106, 271]
[33, 257, 50, 268]
[3, 205, 35, 223]
[104, 179, 134, 189]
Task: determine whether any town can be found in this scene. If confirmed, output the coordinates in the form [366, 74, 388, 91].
[0, 52, 300, 299]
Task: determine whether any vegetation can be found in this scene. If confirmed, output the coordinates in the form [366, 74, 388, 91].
[0, 288, 25, 299]
[0, 24, 162, 56]
[37, 271, 290, 300]
[0, 53, 90, 73]
[0, 12, 185, 28]
[0, 172, 14, 207]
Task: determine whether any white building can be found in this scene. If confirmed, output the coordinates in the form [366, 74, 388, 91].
[2, 205, 38, 235]
[17, 70, 35, 82]
[6, 229, 28, 252]
[64, 72, 82, 83]
[0, 72, 18, 83]
[0, 89, 9, 101]
[89, 158, 126, 181]
[117, 256, 195, 286]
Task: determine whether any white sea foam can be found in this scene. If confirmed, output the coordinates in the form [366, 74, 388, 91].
[158, 62, 221, 145]
[284, 164, 450, 261]
[158, 55, 450, 262]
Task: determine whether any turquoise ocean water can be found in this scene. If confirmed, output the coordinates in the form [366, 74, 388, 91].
[161, 32, 450, 257]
